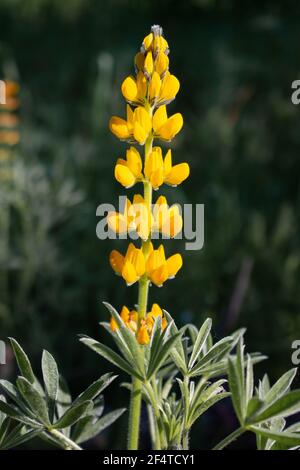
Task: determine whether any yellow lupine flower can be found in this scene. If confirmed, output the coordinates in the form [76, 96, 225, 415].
[107, 194, 182, 240]
[107, 195, 152, 241]
[153, 105, 183, 141]
[114, 146, 143, 188]
[109, 243, 146, 286]
[110, 242, 182, 287]
[121, 72, 147, 106]
[146, 303, 167, 332]
[144, 147, 189, 189]
[137, 323, 150, 345]
[152, 195, 183, 238]
[109, 105, 151, 145]
[146, 244, 183, 287]
[110, 306, 138, 333]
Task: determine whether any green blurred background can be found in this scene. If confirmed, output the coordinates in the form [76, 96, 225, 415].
[0, 0, 300, 449]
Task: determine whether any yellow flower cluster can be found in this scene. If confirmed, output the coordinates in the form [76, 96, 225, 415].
[114, 146, 189, 189]
[108, 25, 188, 344]
[107, 195, 182, 240]
[110, 242, 182, 287]
[110, 304, 167, 345]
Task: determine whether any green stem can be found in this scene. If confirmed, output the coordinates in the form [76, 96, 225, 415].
[48, 428, 82, 450]
[127, 130, 153, 450]
[212, 427, 245, 450]
[182, 429, 189, 450]
[127, 377, 143, 450]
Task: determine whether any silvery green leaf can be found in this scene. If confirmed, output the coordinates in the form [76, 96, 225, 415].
[0, 399, 42, 428]
[73, 373, 117, 406]
[9, 338, 35, 384]
[42, 350, 59, 423]
[2, 426, 42, 450]
[16, 377, 50, 426]
[0, 380, 36, 418]
[245, 354, 254, 406]
[188, 318, 212, 369]
[264, 368, 297, 405]
[146, 333, 181, 380]
[189, 392, 231, 426]
[228, 356, 244, 425]
[247, 389, 300, 424]
[80, 336, 144, 381]
[0, 417, 10, 446]
[75, 408, 126, 444]
[249, 425, 300, 447]
[53, 400, 92, 429]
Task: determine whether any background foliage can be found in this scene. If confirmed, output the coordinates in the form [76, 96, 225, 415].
[0, 0, 299, 449]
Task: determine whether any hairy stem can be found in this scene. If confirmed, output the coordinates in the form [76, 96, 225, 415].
[48, 428, 82, 450]
[212, 427, 245, 450]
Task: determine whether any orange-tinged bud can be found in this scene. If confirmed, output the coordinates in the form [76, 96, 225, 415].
[137, 324, 150, 345]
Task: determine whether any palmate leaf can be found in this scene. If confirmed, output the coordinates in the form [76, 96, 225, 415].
[73, 408, 126, 444]
[249, 425, 300, 448]
[189, 337, 233, 377]
[146, 332, 181, 381]
[79, 336, 144, 381]
[1, 426, 42, 450]
[0, 399, 42, 429]
[247, 389, 300, 425]
[163, 310, 187, 374]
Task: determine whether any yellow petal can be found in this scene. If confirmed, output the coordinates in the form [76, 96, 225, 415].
[121, 76, 138, 102]
[144, 147, 163, 180]
[107, 212, 128, 234]
[120, 306, 130, 323]
[155, 52, 169, 75]
[132, 249, 146, 277]
[133, 107, 151, 144]
[134, 52, 145, 71]
[109, 116, 130, 140]
[126, 147, 142, 178]
[134, 107, 152, 133]
[159, 73, 180, 102]
[164, 162, 190, 186]
[136, 71, 147, 101]
[161, 209, 183, 238]
[149, 71, 161, 101]
[137, 325, 150, 345]
[143, 33, 153, 50]
[155, 113, 183, 141]
[150, 168, 164, 190]
[126, 105, 134, 130]
[150, 303, 163, 317]
[149, 265, 169, 287]
[166, 254, 183, 278]
[144, 51, 154, 76]
[122, 261, 139, 285]
[152, 106, 167, 133]
[133, 122, 148, 145]
[163, 149, 172, 175]
[110, 317, 118, 332]
[114, 164, 135, 188]
[109, 250, 124, 275]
